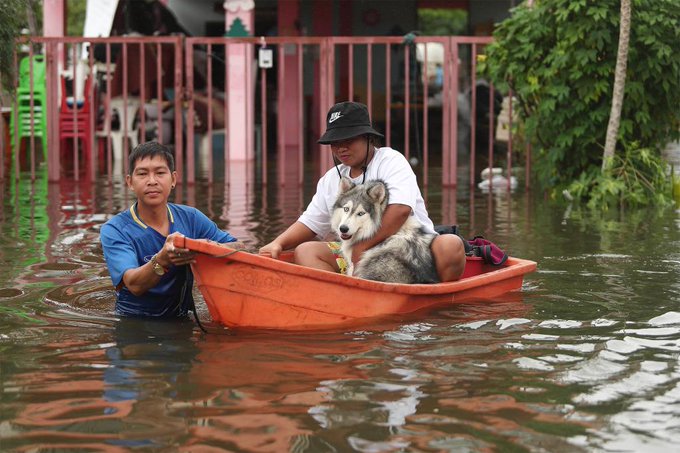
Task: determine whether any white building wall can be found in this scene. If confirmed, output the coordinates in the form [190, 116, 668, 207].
[168, 0, 225, 36]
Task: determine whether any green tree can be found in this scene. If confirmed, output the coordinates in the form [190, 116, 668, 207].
[0, 0, 30, 91]
[480, 0, 680, 206]
[418, 9, 468, 35]
[66, 0, 87, 36]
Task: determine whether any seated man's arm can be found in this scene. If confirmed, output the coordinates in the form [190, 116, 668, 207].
[351, 204, 411, 264]
[259, 222, 317, 259]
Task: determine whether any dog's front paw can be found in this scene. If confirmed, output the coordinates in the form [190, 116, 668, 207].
[346, 263, 354, 277]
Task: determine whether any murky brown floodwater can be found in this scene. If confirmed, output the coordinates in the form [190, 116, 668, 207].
[1, 162, 679, 452]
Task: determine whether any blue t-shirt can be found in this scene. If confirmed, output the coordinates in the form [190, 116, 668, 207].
[100, 203, 237, 318]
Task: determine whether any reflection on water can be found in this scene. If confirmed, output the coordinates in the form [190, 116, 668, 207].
[0, 166, 679, 451]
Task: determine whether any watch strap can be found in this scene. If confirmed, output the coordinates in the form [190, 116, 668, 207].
[150, 254, 167, 276]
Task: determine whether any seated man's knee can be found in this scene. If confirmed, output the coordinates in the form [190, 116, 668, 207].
[293, 241, 317, 265]
[432, 234, 466, 281]
[433, 234, 464, 256]
[294, 241, 338, 272]
[449, 234, 466, 256]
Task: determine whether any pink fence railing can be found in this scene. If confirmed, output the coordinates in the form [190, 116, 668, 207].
[1, 35, 530, 190]
[1, 36, 183, 182]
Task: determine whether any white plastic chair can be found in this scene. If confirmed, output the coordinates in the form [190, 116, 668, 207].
[97, 96, 140, 167]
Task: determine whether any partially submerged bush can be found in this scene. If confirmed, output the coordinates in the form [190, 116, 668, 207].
[567, 143, 672, 209]
[479, 0, 680, 206]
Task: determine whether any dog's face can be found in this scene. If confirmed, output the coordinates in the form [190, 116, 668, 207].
[331, 177, 388, 245]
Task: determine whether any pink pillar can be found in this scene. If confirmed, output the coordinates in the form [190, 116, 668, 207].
[224, 0, 255, 162]
[43, 0, 65, 37]
[43, 1, 65, 181]
[43, 0, 66, 64]
[277, 0, 301, 151]
[276, 0, 303, 185]
[223, 1, 255, 228]
[337, 0, 352, 100]
[312, 2, 334, 181]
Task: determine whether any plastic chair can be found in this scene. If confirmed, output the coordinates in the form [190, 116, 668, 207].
[10, 97, 47, 156]
[10, 55, 48, 158]
[18, 55, 46, 91]
[59, 76, 94, 169]
[96, 96, 141, 167]
[198, 129, 226, 174]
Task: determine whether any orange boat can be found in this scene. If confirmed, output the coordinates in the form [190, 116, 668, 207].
[174, 236, 537, 330]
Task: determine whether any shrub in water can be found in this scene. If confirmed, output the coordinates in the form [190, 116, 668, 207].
[479, 0, 680, 206]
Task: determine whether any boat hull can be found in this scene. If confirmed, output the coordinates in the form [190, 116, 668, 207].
[175, 237, 537, 330]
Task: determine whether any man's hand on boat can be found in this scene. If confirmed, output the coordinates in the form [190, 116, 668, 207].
[163, 233, 197, 266]
[259, 222, 318, 259]
[259, 241, 284, 259]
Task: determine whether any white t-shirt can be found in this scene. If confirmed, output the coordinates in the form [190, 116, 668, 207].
[299, 146, 436, 239]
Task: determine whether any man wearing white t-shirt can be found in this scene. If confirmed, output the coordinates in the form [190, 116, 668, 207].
[259, 101, 466, 282]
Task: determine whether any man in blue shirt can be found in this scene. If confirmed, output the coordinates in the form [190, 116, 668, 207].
[100, 141, 240, 317]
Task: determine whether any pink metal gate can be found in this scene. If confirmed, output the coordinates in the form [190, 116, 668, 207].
[4, 36, 183, 182]
[184, 35, 527, 188]
[2, 35, 529, 190]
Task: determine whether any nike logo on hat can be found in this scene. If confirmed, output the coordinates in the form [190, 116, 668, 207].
[329, 112, 342, 123]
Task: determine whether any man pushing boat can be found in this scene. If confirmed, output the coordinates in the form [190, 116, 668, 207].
[100, 141, 244, 318]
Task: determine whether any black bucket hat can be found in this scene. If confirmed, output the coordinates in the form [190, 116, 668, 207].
[318, 101, 384, 144]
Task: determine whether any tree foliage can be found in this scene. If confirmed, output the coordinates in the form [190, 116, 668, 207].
[67, 0, 87, 36]
[0, 0, 29, 91]
[479, 0, 680, 205]
[418, 8, 468, 36]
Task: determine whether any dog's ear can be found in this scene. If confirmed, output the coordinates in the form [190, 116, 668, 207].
[367, 181, 387, 204]
[339, 176, 354, 194]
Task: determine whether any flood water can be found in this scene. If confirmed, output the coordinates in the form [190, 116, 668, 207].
[1, 164, 680, 452]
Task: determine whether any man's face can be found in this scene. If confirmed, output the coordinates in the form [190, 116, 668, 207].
[330, 136, 368, 170]
[126, 155, 176, 208]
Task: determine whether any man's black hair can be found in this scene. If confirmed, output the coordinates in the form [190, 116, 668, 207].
[128, 141, 175, 174]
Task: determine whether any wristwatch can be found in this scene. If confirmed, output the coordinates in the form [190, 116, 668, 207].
[150, 254, 167, 276]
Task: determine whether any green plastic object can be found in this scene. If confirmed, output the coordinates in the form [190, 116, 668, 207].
[10, 55, 48, 158]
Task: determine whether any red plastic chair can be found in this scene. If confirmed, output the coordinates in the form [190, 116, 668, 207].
[59, 76, 94, 171]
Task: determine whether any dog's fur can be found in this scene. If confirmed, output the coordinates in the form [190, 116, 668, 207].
[330, 177, 439, 284]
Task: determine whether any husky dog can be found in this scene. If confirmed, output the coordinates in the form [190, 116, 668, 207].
[330, 177, 439, 284]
